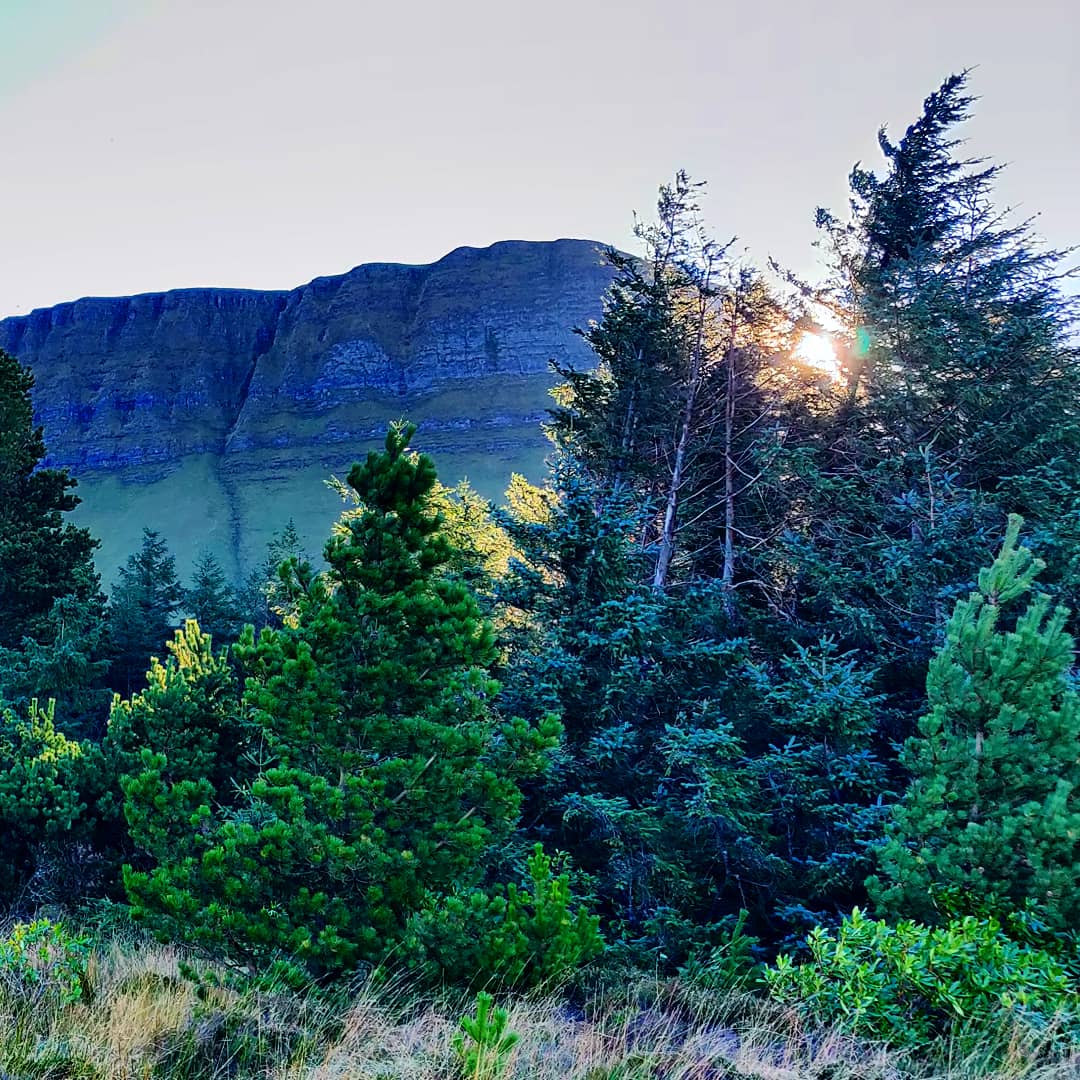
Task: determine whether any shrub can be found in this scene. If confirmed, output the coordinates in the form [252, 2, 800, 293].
[412, 844, 602, 990]
[677, 909, 763, 991]
[765, 907, 1079, 1052]
[0, 919, 92, 1005]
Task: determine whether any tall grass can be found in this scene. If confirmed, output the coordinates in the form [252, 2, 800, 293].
[0, 936, 1076, 1079]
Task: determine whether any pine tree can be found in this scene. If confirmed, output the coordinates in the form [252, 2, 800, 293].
[870, 515, 1080, 931]
[107, 529, 183, 695]
[110, 619, 250, 858]
[184, 552, 242, 647]
[234, 519, 309, 632]
[0, 697, 97, 905]
[120, 423, 559, 980]
[549, 174, 794, 598]
[0, 349, 107, 730]
[785, 70, 1080, 732]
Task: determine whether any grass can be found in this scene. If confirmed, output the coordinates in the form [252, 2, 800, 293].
[73, 375, 554, 589]
[1, 936, 1077, 1080]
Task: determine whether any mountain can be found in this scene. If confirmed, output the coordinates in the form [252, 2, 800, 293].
[0, 239, 615, 585]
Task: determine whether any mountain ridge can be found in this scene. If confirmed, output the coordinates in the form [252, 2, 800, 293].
[0, 238, 616, 583]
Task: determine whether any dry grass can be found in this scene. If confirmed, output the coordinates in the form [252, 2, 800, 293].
[0, 939, 1076, 1080]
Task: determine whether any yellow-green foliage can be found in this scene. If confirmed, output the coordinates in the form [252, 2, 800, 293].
[766, 908, 1079, 1052]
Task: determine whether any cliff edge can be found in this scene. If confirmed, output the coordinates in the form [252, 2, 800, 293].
[0, 239, 615, 582]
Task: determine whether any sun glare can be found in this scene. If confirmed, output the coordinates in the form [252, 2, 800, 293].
[795, 332, 842, 381]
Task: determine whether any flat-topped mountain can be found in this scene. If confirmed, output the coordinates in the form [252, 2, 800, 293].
[0, 239, 615, 583]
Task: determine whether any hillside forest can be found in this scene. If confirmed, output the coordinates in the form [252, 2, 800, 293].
[2, 72, 1080, 1077]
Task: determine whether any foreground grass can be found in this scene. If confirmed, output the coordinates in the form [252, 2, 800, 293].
[0, 938, 1077, 1080]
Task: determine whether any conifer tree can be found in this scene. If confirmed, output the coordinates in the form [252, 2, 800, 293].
[787, 70, 1080, 728]
[746, 638, 891, 937]
[499, 459, 777, 963]
[120, 423, 559, 980]
[0, 592, 111, 739]
[107, 529, 183, 694]
[0, 349, 107, 730]
[549, 174, 794, 598]
[184, 552, 242, 647]
[234, 519, 309, 632]
[870, 515, 1080, 931]
[110, 619, 250, 858]
[0, 697, 98, 905]
[0, 348, 103, 649]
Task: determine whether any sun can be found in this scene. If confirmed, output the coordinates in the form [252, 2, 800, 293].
[794, 332, 842, 381]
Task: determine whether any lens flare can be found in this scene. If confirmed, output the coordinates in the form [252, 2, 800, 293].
[795, 332, 841, 381]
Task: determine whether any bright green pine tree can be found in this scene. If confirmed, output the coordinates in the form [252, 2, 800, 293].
[120, 423, 559, 981]
[109, 619, 250, 865]
[870, 515, 1080, 932]
[184, 552, 242, 648]
[0, 697, 98, 905]
[0, 348, 107, 731]
[327, 473, 514, 608]
[107, 529, 183, 695]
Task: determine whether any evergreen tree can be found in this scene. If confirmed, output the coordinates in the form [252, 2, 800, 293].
[0, 348, 107, 730]
[107, 529, 182, 695]
[184, 552, 242, 647]
[109, 619, 250, 867]
[328, 473, 514, 605]
[0, 697, 100, 906]
[870, 515, 1080, 932]
[235, 519, 309, 632]
[745, 638, 891, 940]
[499, 459, 778, 964]
[0, 591, 111, 739]
[120, 423, 559, 981]
[500, 180, 883, 962]
[549, 174, 795, 598]
[790, 71, 1080, 708]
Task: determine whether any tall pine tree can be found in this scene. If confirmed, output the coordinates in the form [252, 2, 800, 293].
[870, 515, 1080, 932]
[119, 423, 559, 981]
[0, 348, 106, 734]
[107, 529, 183, 695]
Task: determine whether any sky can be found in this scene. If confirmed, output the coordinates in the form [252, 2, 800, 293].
[0, 0, 1076, 315]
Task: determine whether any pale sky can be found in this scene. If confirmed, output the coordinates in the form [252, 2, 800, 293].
[1, 0, 1076, 315]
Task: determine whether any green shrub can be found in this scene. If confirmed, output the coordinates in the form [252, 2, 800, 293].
[412, 844, 602, 989]
[0, 919, 92, 1004]
[677, 909, 763, 991]
[765, 907, 1079, 1052]
[0, 699, 93, 903]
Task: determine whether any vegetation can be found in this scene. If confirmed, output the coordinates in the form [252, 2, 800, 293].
[1, 70, 1079, 1075]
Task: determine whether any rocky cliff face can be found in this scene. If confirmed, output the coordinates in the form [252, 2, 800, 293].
[0, 239, 614, 583]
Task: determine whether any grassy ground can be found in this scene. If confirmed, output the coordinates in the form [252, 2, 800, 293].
[2, 937, 1077, 1080]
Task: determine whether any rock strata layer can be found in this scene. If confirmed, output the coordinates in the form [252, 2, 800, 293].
[0, 239, 614, 583]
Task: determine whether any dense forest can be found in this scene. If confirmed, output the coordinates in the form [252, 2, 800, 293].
[2, 73, 1079, 1077]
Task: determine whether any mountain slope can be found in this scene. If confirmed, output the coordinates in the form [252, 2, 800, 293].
[0, 239, 614, 583]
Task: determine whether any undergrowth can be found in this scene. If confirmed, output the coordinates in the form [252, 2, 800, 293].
[0, 932, 1076, 1079]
